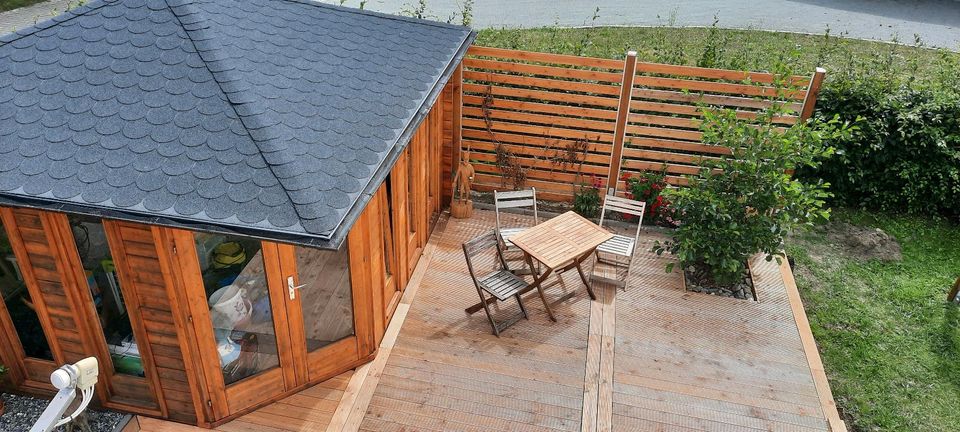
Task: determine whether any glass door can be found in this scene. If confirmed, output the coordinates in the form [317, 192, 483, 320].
[277, 242, 358, 383]
[186, 233, 361, 419]
[189, 233, 295, 416]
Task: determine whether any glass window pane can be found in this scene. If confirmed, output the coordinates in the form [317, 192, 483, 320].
[294, 245, 353, 352]
[68, 216, 141, 375]
[0, 218, 53, 361]
[194, 233, 279, 385]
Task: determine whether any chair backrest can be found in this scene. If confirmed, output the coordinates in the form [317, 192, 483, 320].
[493, 188, 538, 231]
[598, 195, 646, 251]
[462, 231, 508, 282]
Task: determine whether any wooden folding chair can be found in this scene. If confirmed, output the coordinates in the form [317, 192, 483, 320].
[591, 195, 646, 289]
[494, 188, 538, 249]
[494, 188, 538, 273]
[462, 231, 531, 336]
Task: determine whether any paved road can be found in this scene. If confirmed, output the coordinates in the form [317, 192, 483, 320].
[333, 0, 960, 49]
[2, 0, 958, 49]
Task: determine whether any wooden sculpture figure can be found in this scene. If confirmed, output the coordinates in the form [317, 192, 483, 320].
[455, 159, 475, 203]
[451, 156, 475, 218]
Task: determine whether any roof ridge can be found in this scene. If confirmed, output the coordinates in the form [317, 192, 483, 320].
[0, 0, 115, 45]
[163, 0, 307, 231]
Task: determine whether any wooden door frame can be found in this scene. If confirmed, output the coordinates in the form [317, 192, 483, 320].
[0, 207, 60, 391]
[275, 242, 362, 384]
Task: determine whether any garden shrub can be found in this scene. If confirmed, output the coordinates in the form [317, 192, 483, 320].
[806, 75, 960, 218]
[655, 104, 853, 286]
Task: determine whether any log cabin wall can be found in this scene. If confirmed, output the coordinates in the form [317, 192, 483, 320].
[0, 208, 68, 389]
[105, 221, 199, 424]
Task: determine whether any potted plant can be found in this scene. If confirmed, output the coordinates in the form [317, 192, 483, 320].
[654, 95, 854, 299]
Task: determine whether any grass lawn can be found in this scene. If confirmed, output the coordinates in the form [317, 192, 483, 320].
[0, 0, 49, 13]
[788, 211, 960, 432]
[477, 26, 957, 82]
[476, 26, 960, 432]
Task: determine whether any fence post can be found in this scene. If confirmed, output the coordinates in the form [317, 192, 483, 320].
[799, 67, 826, 121]
[606, 51, 637, 196]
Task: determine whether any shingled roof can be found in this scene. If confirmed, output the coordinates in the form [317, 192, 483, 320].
[0, 0, 473, 248]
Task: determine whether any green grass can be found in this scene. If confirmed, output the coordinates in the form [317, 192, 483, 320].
[477, 26, 958, 84]
[787, 210, 960, 431]
[0, 0, 49, 13]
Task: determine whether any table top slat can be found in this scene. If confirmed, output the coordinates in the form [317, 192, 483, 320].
[510, 211, 614, 269]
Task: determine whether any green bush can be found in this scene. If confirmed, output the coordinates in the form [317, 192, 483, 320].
[806, 80, 960, 218]
[655, 104, 852, 285]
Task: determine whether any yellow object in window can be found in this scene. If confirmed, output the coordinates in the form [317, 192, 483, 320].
[213, 242, 246, 269]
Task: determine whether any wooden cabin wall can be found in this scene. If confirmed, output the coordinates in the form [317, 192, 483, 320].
[441, 64, 463, 208]
[355, 88, 452, 348]
[0, 208, 64, 389]
[105, 221, 199, 424]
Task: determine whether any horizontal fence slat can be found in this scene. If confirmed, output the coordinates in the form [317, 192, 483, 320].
[463, 82, 620, 109]
[464, 58, 625, 83]
[633, 76, 806, 100]
[463, 94, 619, 121]
[634, 61, 809, 86]
[463, 70, 622, 96]
[462, 117, 615, 144]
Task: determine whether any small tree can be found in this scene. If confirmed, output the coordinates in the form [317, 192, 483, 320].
[654, 102, 853, 286]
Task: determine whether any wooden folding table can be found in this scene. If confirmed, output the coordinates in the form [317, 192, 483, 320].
[466, 211, 613, 322]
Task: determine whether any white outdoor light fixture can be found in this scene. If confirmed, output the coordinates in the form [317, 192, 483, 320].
[29, 357, 99, 432]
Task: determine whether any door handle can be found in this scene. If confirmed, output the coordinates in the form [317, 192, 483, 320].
[287, 276, 306, 300]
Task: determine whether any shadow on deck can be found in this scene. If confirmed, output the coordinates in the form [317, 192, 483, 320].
[138, 209, 844, 432]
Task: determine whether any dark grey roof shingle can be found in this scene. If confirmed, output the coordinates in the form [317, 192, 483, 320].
[0, 0, 472, 248]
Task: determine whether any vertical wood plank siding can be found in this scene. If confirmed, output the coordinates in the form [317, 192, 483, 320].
[109, 221, 198, 424]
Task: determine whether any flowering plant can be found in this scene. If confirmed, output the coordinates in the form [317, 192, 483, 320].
[621, 169, 675, 226]
[573, 175, 603, 219]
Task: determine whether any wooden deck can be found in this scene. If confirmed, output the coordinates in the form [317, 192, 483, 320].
[138, 210, 844, 432]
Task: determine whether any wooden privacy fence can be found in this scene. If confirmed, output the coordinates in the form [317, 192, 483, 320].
[461, 46, 825, 201]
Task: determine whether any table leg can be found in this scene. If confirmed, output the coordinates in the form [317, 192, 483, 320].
[523, 252, 558, 322]
[575, 254, 597, 301]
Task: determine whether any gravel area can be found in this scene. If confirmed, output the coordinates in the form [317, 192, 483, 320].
[0, 393, 125, 432]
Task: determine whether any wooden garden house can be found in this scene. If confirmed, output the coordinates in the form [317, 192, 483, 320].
[0, 0, 473, 426]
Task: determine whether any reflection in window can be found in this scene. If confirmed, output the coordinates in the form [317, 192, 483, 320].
[294, 245, 354, 352]
[68, 216, 140, 375]
[194, 234, 279, 385]
[0, 218, 53, 361]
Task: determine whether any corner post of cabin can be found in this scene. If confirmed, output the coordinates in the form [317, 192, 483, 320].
[800, 67, 827, 121]
[607, 50, 638, 196]
[444, 62, 464, 208]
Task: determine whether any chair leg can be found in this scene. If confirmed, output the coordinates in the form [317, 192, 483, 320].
[476, 287, 501, 337]
[515, 294, 529, 319]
